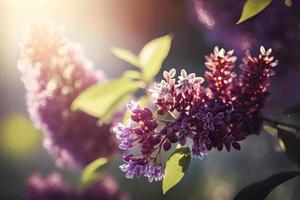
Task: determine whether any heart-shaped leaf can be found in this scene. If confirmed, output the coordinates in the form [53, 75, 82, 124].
[162, 146, 191, 194]
[72, 78, 141, 122]
[139, 35, 173, 82]
[234, 171, 300, 200]
[100, 91, 134, 123]
[237, 0, 272, 24]
[263, 125, 277, 136]
[122, 70, 142, 80]
[111, 47, 139, 67]
[79, 157, 108, 190]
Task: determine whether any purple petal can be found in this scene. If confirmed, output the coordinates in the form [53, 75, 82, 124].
[194, 112, 206, 120]
[208, 123, 215, 131]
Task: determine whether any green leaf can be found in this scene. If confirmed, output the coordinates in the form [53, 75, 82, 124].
[278, 138, 286, 152]
[237, 0, 272, 24]
[138, 95, 148, 107]
[162, 146, 191, 194]
[263, 125, 277, 136]
[100, 91, 134, 123]
[263, 125, 286, 151]
[71, 78, 141, 122]
[122, 111, 131, 124]
[79, 157, 108, 190]
[111, 47, 139, 67]
[283, 104, 300, 115]
[139, 34, 173, 82]
[234, 171, 300, 200]
[122, 70, 142, 80]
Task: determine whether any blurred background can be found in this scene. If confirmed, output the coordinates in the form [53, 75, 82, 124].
[0, 0, 300, 199]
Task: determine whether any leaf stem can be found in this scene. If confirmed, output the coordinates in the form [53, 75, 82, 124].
[167, 110, 177, 120]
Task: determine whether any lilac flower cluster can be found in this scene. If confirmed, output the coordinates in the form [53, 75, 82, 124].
[24, 172, 130, 200]
[18, 18, 117, 169]
[24, 172, 74, 200]
[113, 46, 278, 182]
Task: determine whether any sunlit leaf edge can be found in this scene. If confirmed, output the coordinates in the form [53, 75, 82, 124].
[79, 157, 109, 190]
[162, 146, 191, 195]
[237, 0, 272, 24]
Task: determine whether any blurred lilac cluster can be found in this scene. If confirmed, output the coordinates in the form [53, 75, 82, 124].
[190, 0, 300, 69]
[24, 172, 129, 200]
[18, 18, 117, 169]
[113, 46, 277, 182]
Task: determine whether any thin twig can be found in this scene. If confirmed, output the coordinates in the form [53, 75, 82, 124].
[263, 117, 300, 135]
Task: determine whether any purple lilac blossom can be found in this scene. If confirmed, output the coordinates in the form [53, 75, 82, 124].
[18, 18, 117, 169]
[24, 172, 75, 200]
[24, 172, 130, 200]
[113, 46, 278, 182]
[78, 176, 130, 200]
